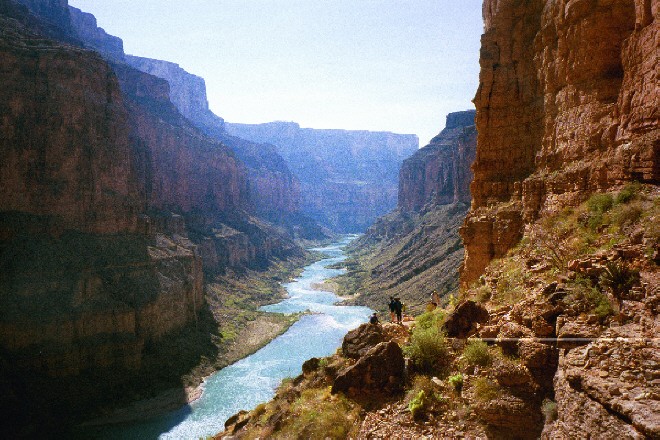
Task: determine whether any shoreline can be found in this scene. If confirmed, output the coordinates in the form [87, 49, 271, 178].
[78, 313, 300, 428]
[77, 246, 330, 429]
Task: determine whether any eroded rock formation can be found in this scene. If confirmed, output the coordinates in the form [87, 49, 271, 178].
[461, 0, 659, 285]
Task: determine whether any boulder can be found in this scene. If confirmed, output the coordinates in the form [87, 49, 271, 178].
[443, 300, 490, 338]
[342, 323, 384, 359]
[332, 341, 405, 397]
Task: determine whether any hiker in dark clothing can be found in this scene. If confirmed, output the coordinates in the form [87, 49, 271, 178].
[388, 296, 396, 322]
[393, 297, 403, 324]
[369, 312, 380, 325]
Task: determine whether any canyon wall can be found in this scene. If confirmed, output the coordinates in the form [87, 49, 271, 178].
[398, 110, 476, 212]
[342, 111, 477, 313]
[0, 1, 303, 434]
[225, 122, 419, 232]
[123, 55, 319, 237]
[461, 0, 659, 285]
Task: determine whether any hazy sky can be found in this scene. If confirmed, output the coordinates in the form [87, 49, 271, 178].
[68, 1, 484, 146]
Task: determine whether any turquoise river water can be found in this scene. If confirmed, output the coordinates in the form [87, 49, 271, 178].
[91, 236, 372, 439]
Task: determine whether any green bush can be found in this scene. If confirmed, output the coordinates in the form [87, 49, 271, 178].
[611, 203, 643, 228]
[565, 277, 614, 318]
[599, 262, 640, 297]
[615, 182, 641, 205]
[403, 325, 449, 374]
[473, 377, 499, 401]
[448, 374, 463, 392]
[415, 309, 445, 330]
[463, 340, 491, 367]
[409, 390, 429, 420]
[587, 193, 614, 214]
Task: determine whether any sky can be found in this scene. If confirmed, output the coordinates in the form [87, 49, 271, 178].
[68, 1, 484, 147]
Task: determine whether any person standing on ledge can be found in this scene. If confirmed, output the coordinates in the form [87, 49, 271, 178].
[388, 296, 397, 322]
[393, 297, 403, 324]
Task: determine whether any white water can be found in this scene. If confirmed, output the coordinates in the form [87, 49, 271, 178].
[90, 236, 372, 439]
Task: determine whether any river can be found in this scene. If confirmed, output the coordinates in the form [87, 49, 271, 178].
[92, 235, 372, 439]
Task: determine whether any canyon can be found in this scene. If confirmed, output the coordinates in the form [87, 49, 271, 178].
[225, 121, 420, 233]
[338, 110, 477, 313]
[220, 0, 658, 438]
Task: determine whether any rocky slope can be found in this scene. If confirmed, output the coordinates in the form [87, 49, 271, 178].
[225, 121, 420, 232]
[461, 0, 659, 285]
[337, 111, 477, 314]
[0, 1, 305, 436]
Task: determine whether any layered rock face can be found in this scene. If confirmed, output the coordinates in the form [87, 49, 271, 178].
[461, 0, 659, 285]
[225, 121, 419, 232]
[69, 6, 124, 62]
[0, 11, 137, 237]
[123, 56, 319, 237]
[341, 113, 477, 313]
[0, 1, 301, 434]
[125, 55, 224, 134]
[399, 110, 476, 212]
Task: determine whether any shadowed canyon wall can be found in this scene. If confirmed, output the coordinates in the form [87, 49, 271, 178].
[461, 0, 659, 286]
[225, 122, 420, 232]
[123, 55, 326, 239]
[342, 111, 477, 313]
[0, 1, 303, 435]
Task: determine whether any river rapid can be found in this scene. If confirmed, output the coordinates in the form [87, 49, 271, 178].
[93, 235, 372, 439]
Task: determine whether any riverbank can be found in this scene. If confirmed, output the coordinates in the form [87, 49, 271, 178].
[77, 253, 317, 430]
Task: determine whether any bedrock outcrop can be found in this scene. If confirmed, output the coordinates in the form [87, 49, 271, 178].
[461, 0, 659, 286]
[225, 121, 420, 232]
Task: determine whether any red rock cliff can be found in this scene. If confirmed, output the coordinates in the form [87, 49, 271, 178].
[461, 0, 659, 285]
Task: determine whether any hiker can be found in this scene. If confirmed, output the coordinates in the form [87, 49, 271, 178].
[393, 297, 403, 324]
[431, 290, 441, 305]
[369, 312, 380, 325]
[388, 296, 396, 322]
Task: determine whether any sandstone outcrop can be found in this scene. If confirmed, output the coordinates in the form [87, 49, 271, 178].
[443, 300, 489, 338]
[332, 341, 405, 397]
[461, 0, 659, 286]
[225, 121, 419, 232]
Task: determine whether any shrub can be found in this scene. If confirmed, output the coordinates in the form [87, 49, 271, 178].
[565, 277, 614, 318]
[448, 374, 463, 392]
[473, 377, 499, 401]
[463, 340, 491, 367]
[403, 325, 449, 374]
[283, 387, 359, 439]
[409, 390, 429, 420]
[615, 182, 641, 205]
[611, 203, 643, 228]
[541, 398, 558, 423]
[587, 193, 614, 214]
[599, 262, 640, 297]
[415, 309, 446, 330]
